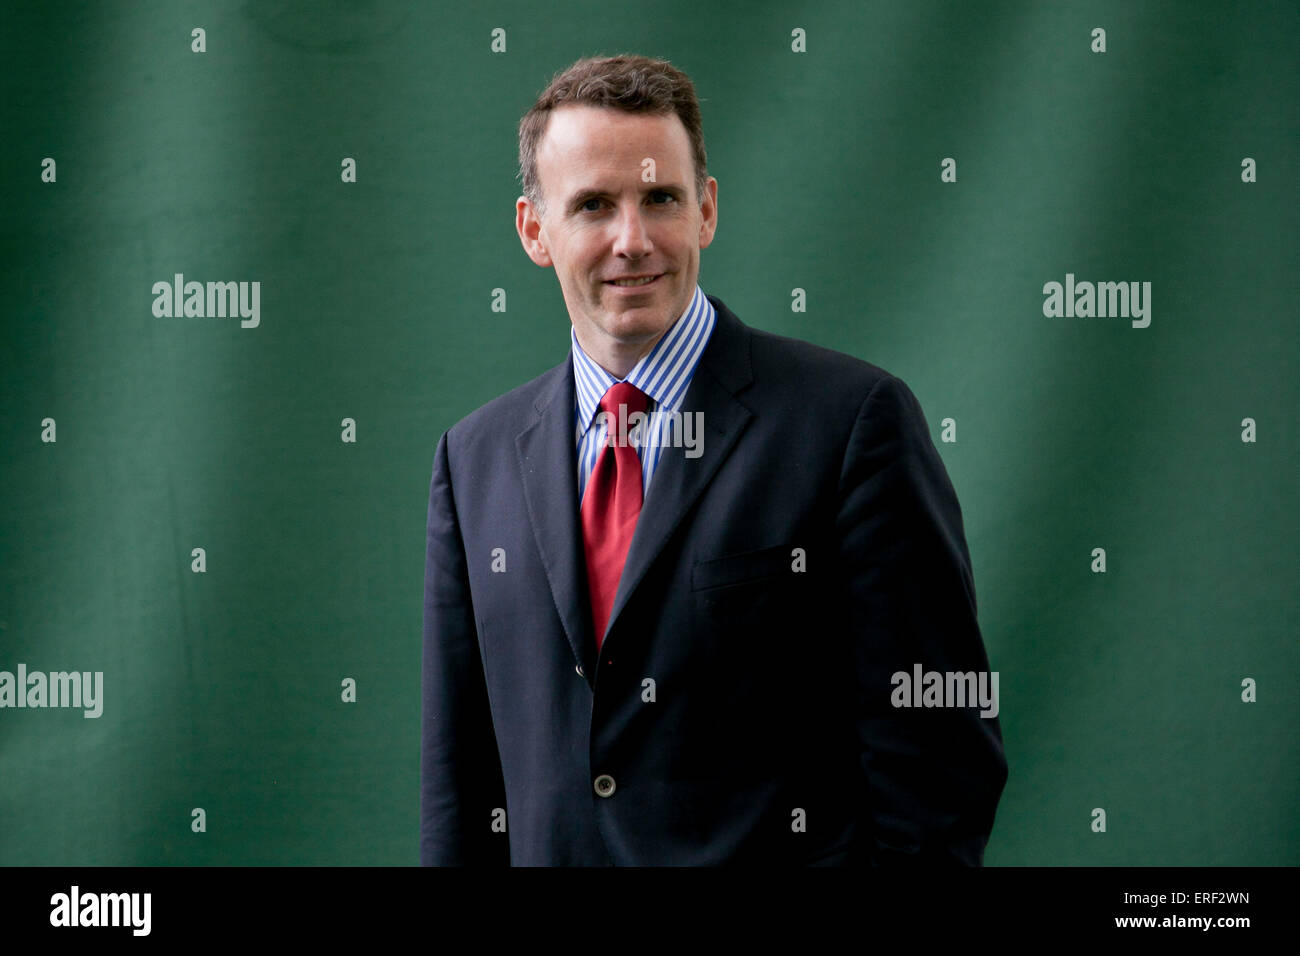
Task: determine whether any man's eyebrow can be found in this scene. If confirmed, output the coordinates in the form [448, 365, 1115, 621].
[565, 183, 688, 210]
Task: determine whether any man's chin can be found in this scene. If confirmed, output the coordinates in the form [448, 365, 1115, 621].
[589, 306, 670, 342]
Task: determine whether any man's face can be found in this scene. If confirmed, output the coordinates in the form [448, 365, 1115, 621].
[516, 104, 718, 376]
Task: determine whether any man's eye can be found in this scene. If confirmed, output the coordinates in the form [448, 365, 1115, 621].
[580, 193, 674, 213]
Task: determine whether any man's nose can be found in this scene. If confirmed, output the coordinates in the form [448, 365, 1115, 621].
[611, 203, 653, 258]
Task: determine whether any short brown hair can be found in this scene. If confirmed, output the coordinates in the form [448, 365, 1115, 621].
[517, 54, 709, 219]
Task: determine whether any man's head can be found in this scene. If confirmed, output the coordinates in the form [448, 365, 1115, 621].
[515, 55, 718, 378]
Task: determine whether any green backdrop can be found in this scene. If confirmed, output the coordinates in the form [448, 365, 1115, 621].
[2, 0, 1296, 865]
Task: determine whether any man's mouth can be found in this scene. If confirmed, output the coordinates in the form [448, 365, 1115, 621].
[605, 274, 662, 288]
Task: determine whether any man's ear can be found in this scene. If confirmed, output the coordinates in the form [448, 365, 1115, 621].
[697, 176, 719, 251]
[516, 196, 553, 268]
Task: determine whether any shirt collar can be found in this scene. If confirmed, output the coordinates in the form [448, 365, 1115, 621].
[571, 283, 715, 434]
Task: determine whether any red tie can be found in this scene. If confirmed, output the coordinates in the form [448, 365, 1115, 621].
[581, 382, 649, 651]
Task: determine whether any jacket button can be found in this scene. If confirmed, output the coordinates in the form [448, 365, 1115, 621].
[593, 774, 616, 797]
[575, 664, 584, 677]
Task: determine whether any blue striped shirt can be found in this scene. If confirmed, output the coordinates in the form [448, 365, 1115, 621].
[573, 284, 716, 502]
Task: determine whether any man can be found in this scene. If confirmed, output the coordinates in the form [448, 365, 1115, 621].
[421, 54, 1007, 865]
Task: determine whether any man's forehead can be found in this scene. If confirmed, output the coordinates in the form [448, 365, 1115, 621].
[539, 106, 690, 198]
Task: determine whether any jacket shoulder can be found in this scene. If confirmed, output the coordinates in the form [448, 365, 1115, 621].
[752, 324, 891, 386]
[707, 294, 898, 403]
[735, 319, 905, 422]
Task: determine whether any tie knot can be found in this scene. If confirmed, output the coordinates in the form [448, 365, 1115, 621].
[596, 382, 649, 449]
[599, 381, 649, 418]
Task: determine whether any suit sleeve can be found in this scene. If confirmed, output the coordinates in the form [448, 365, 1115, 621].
[420, 430, 510, 866]
[836, 374, 1008, 865]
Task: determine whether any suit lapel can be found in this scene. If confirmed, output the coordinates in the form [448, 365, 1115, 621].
[604, 296, 756, 647]
[514, 354, 593, 672]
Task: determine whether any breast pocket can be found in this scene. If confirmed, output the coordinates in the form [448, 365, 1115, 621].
[691, 543, 809, 654]
[691, 543, 800, 592]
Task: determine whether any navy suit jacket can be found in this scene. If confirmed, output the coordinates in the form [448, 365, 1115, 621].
[420, 294, 1008, 865]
